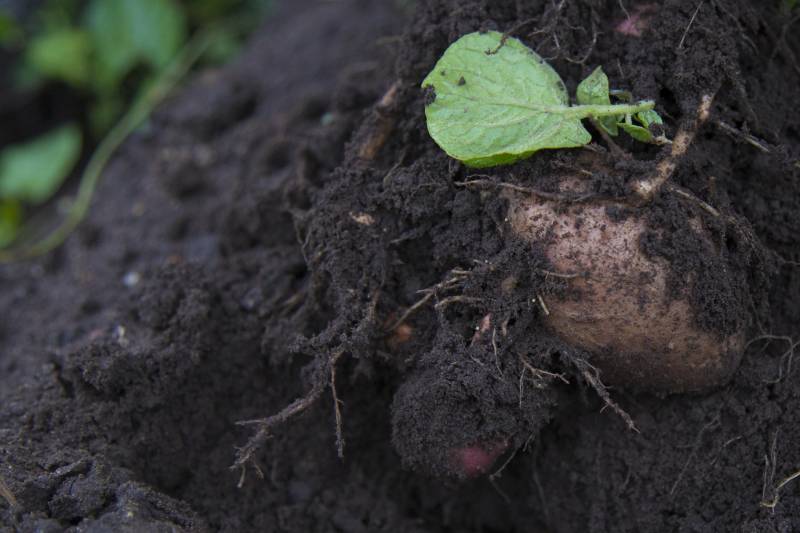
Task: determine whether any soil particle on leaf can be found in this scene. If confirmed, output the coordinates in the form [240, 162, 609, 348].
[423, 85, 436, 106]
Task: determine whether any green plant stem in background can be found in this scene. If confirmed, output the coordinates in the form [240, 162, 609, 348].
[0, 24, 222, 262]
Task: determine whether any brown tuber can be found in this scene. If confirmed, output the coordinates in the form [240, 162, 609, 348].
[504, 181, 745, 393]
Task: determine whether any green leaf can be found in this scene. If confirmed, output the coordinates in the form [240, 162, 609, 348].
[0, 199, 21, 248]
[421, 31, 655, 167]
[619, 122, 654, 143]
[576, 67, 619, 136]
[422, 31, 589, 167]
[25, 28, 91, 87]
[636, 109, 663, 128]
[609, 89, 633, 102]
[85, 0, 187, 87]
[0, 11, 22, 46]
[618, 109, 668, 144]
[0, 124, 82, 204]
[575, 67, 606, 105]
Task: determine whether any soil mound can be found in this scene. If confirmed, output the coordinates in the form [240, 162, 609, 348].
[1, 1, 799, 531]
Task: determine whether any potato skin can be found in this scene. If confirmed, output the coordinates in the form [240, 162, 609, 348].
[505, 189, 744, 393]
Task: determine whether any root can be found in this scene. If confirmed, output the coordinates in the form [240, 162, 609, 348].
[630, 93, 715, 205]
[669, 415, 720, 497]
[489, 445, 519, 481]
[0, 475, 17, 508]
[715, 118, 800, 168]
[491, 1, 597, 65]
[524, 0, 596, 63]
[766, 341, 798, 385]
[666, 184, 720, 217]
[589, 118, 630, 160]
[387, 292, 433, 332]
[745, 334, 799, 384]
[748, 334, 799, 384]
[762, 429, 779, 506]
[715, 120, 772, 153]
[486, 17, 541, 55]
[232, 349, 344, 487]
[536, 268, 583, 279]
[535, 294, 550, 316]
[617, 0, 631, 20]
[570, 356, 638, 432]
[710, 435, 743, 467]
[533, 468, 553, 524]
[356, 81, 400, 161]
[710, 0, 757, 55]
[434, 295, 484, 310]
[488, 477, 512, 504]
[763, 468, 800, 510]
[519, 354, 569, 409]
[758, 429, 800, 510]
[563, 20, 598, 65]
[766, 11, 800, 77]
[457, 177, 595, 203]
[677, 1, 705, 50]
[331, 359, 346, 459]
[551, 159, 594, 177]
[387, 267, 472, 331]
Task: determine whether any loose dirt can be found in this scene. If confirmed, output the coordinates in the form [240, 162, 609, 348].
[1, 1, 799, 531]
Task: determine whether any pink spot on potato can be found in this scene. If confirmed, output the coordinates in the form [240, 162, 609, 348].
[615, 3, 658, 37]
[450, 439, 509, 478]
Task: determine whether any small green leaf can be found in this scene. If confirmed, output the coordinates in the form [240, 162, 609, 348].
[636, 109, 663, 127]
[421, 31, 655, 167]
[0, 11, 22, 46]
[618, 109, 668, 144]
[25, 28, 91, 87]
[619, 122, 654, 143]
[0, 199, 21, 248]
[609, 89, 633, 102]
[0, 124, 82, 204]
[577, 67, 619, 136]
[85, 0, 186, 87]
[576, 67, 608, 105]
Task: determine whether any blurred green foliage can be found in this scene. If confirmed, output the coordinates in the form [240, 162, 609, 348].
[0, 199, 21, 248]
[0, 124, 82, 204]
[0, 0, 270, 250]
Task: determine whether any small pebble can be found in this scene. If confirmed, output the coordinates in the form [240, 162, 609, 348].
[123, 271, 141, 288]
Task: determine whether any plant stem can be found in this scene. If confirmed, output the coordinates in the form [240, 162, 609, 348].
[631, 94, 715, 204]
[569, 100, 655, 119]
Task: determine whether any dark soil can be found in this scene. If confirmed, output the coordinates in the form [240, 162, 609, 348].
[1, 0, 799, 531]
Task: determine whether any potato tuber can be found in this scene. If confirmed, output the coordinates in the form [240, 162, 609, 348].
[504, 180, 745, 393]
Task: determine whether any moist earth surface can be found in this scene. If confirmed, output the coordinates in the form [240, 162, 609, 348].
[1, 1, 799, 532]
